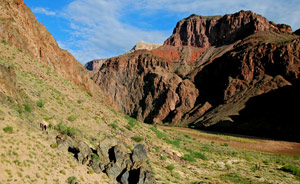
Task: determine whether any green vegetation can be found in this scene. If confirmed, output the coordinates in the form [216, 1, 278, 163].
[3, 126, 13, 134]
[184, 134, 191, 139]
[131, 136, 144, 142]
[24, 104, 32, 112]
[50, 143, 58, 149]
[184, 148, 208, 160]
[124, 115, 139, 130]
[109, 122, 118, 130]
[161, 156, 167, 161]
[54, 122, 78, 136]
[66, 176, 77, 184]
[166, 164, 175, 171]
[181, 154, 196, 162]
[67, 114, 79, 122]
[91, 153, 100, 161]
[150, 127, 181, 148]
[281, 164, 300, 178]
[36, 100, 44, 108]
[220, 173, 249, 183]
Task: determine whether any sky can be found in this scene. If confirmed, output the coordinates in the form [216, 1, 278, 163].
[24, 0, 300, 65]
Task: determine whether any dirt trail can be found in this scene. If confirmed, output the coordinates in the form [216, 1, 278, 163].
[161, 126, 300, 156]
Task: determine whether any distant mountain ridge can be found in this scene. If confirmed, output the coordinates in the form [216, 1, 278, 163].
[88, 10, 300, 141]
[85, 41, 162, 72]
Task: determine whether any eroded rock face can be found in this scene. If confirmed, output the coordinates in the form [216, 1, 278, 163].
[164, 11, 292, 48]
[90, 10, 300, 141]
[85, 59, 107, 72]
[56, 135, 155, 184]
[0, 0, 101, 95]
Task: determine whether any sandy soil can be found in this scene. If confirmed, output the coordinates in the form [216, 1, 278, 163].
[160, 126, 300, 156]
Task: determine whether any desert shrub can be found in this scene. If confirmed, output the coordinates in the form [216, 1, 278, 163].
[184, 134, 191, 139]
[50, 143, 58, 148]
[281, 164, 300, 177]
[131, 136, 144, 142]
[66, 176, 77, 184]
[36, 100, 44, 108]
[77, 100, 82, 104]
[24, 104, 32, 112]
[109, 123, 118, 130]
[221, 143, 229, 147]
[161, 156, 167, 161]
[54, 122, 78, 136]
[3, 126, 13, 133]
[181, 154, 196, 162]
[166, 164, 175, 171]
[67, 114, 78, 122]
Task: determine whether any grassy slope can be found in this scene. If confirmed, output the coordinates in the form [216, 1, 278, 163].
[0, 41, 300, 184]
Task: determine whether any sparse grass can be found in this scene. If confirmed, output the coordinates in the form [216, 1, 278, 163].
[67, 114, 79, 122]
[109, 122, 118, 130]
[131, 136, 144, 142]
[91, 153, 100, 161]
[150, 127, 181, 147]
[220, 173, 248, 183]
[3, 126, 13, 133]
[124, 115, 139, 130]
[181, 154, 196, 162]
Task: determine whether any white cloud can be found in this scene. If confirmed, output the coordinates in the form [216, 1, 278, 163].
[57, 0, 300, 64]
[60, 0, 169, 63]
[32, 7, 56, 16]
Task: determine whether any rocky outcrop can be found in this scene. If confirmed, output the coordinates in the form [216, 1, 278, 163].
[85, 59, 107, 72]
[56, 135, 155, 184]
[164, 11, 292, 48]
[0, 64, 27, 104]
[128, 41, 162, 54]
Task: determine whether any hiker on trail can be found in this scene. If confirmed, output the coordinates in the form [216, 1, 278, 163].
[41, 120, 49, 132]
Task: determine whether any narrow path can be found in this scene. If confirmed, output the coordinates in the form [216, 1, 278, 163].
[160, 126, 300, 156]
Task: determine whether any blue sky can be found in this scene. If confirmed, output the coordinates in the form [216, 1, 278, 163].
[24, 0, 300, 65]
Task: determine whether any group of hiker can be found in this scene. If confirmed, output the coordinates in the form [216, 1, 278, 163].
[40, 120, 51, 132]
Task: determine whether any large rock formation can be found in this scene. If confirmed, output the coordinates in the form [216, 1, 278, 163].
[56, 135, 155, 184]
[164, 11, 292, 48]
[89, 10, 300, 141]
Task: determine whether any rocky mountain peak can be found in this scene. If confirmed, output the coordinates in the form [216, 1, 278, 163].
[164, 10, 292, 48]
[127, 40, 162, 53]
